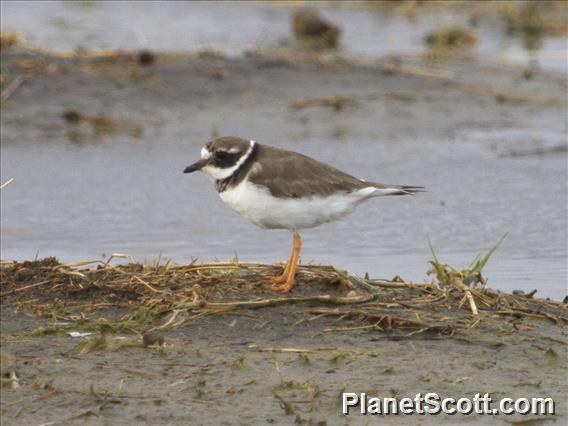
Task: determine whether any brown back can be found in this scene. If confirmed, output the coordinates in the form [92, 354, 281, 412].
[248, 144, 368, 198]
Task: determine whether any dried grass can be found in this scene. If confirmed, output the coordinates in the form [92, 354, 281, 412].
[1, 251, 565, 339]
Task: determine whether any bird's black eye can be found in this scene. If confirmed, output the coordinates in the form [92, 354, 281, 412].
[215, 150, 228, 160]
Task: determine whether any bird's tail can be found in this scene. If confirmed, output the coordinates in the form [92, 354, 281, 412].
[370, 183, 425, 196]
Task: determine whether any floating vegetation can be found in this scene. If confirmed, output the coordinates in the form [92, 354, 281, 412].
[362, 0, 457, 21]
[424, 25, 479, 58]
[364, 0, 568, 37]
[499, 1, 568, 49]
[425, 25, 478, 50]
[61, 109, 144, 139]
[292, 8, 340, 50]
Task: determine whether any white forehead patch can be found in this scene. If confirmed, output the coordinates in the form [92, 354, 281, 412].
[202, 140, 255, 181]
[201, 146, 212, 160]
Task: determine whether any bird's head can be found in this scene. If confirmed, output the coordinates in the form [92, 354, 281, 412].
[184, 137, 255, 181]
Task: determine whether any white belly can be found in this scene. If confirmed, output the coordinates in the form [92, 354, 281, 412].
[218, 180, 377, 230]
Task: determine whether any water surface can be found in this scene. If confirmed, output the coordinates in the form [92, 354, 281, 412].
[2, 1, 566, 71]
[2, 127, 566, 298]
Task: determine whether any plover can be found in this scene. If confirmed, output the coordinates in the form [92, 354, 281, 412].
[184, 137, 422, 292]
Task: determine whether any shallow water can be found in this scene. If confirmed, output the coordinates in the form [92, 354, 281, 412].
[2, 125, 566, 299]
[1, 1, 567, 71]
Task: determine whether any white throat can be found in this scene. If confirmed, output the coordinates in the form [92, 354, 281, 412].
[202, 140, 255, 181]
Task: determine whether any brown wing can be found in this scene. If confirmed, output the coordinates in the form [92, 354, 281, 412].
[248, 145, 369, 198]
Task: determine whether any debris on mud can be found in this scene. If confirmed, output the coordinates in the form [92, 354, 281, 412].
[1, 251, 566, 341]
[142, 331, 165, 347]
[0, 349, 19, 389]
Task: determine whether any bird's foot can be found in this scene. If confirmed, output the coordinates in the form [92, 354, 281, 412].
[264, 274, 286, 285]
[265, 277, 295, 293]
[263, 268, 295, 292]
[263, 260, 291, 288]
[263, 232, 301, 293]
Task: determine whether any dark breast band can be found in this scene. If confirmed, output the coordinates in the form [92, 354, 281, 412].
[215, 142, 259, 193]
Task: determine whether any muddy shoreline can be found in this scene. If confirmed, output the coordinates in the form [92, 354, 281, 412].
[1, 256, 567, 425]
[2, 308, 565, 425]
[1, 48, 565, 145]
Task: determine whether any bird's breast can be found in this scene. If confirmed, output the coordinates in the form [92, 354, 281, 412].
[218, 180, 371, 230]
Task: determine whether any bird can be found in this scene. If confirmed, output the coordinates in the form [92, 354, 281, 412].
[184, 137, 423, 292]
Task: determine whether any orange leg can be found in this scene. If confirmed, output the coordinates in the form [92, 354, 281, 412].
[266, 232, 302, 293]
[265, 237, 295, 286]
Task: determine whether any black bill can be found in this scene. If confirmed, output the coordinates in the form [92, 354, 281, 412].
[183, 158, 208, 173]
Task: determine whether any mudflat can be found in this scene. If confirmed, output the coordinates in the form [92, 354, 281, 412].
[1, 254, 566, 425]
